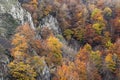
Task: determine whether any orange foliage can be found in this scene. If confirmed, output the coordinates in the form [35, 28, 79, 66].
[30, 0, 38, 8]
[16, 23, 35, 40]
[30, 0, 38, 4]
[75, 59, 87, 80]
[11, 33, 28, 58]
[40, 27, 52, 39]
[11, 23, 42, 58]
[74, 44, 92, 80]
[57, 62, 79, 80]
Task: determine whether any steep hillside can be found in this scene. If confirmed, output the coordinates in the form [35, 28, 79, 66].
[0, 0, 120, 80]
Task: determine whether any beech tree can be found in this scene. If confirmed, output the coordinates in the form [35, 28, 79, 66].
[63, 29, 74, 40]
[8, 61, 37, 80]
[30, 0, 38, 9]
[11, 23, 44, 58]
[11, 23, 31, 58]
[91, 8, 104, 22]
[92, 22, 105, 34]
[11, 32, 28, 58]
[8, 56, 46, 80]
[90, 51, 102, 69]
[46, 36, 63, 66]
[105, 53, 116, 72]
[103, 7, 112, 18]
[74, 44, 92, 80]
[57, 62, 79, 80]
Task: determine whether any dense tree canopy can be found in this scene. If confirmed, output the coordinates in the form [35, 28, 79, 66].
[7, 0, 120, 80]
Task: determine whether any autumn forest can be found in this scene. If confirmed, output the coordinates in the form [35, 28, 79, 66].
[1, 0, 120, 80]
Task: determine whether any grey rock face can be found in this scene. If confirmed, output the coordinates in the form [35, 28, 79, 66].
[0, 54, 9, 80]
[0, 13, 19, 38]
[41, 65, 50, 80]
[18, 0, 31, 3]
[0, 0, 34, 29]
[39, 15, 61, 35]
[36, 61, 50, 80]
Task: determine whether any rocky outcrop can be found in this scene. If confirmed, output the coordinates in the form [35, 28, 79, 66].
[0, 53, 9, 80]
[0, 0, 34, 38]
[39, 15, 61, 35]
[0, 0, 52, 80]
[0, 13, 19, 38]
[0, 0, 34, 27]
[0, 40, 10, 80]
[36, 61, 50, 80]
[0, 0, 34, 80]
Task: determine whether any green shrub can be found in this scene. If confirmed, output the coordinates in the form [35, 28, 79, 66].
[73, 28, 85, 42]
[63, 29, 74, 40]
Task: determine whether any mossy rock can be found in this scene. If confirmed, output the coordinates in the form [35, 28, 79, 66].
[0, 13, 20, 38]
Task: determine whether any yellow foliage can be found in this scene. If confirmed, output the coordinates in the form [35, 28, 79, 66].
[104, 7, 112, 16]
[105, 54, 114, 64]
[92, 23, 105, 34]
[8, 61, 37, 80]
[27, 56, 45, 73]
[105, 40, 113, 49]
[91, 8, 104, 22]
[83, 43, 92, 52]
[8, 55, 47, 80]
[90, 51, 102, 69]
[47, 36, 62, 54]
[105, 54, 116, 72]
[46, 36, 63, 65]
